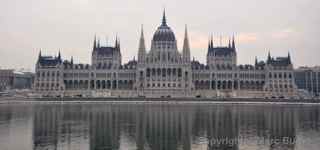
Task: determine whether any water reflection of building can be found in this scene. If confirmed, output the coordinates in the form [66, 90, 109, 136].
[33, 105, 60, 150]
[89, 105, 120, 150]
[206, 106, 239, 150]
[266, 106, 297, 150]
[0, 104, 33, 150]
[29, 104, 305, 150]
[33, 104, 90, 150]
[142, 105, 195, 150]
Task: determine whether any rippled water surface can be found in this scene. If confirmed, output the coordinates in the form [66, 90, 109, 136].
[1, 102, 320, 150]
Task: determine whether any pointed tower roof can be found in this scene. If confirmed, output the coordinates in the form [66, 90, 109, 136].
[138, 24, 146, 52]
[93, 35, 97, 50]
[71, 56, 73, 64]
[37, 49, 42, 63]
[58, 50, 61, 58]
[38, 49, 42, 58]
[208, 36, 211, 50]
[58, 50, 62, 63]
[232, 35, 235, 49]
[210, 34, 214, 48]
[255, 56, 258, 65]
[140, 24, 144, 40]
[267, 51, 272, 64]
[138, 25, 146, 63]
[114, 35, 121, 51]
[115, 35, 118, 47]
[288, 52, 291, 64]
[183, 24, 190, 52]
[97, 37, 100, 48]
[162, 8, 167, 26]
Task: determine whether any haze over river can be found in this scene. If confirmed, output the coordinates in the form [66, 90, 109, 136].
[1, 101, 320, 150]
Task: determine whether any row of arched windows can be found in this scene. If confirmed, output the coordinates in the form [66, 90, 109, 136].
[63, 80, 134, 90]
[146, 68, 183, 78]
[194, 80, 265, 90]
[269, 72, 292, 79]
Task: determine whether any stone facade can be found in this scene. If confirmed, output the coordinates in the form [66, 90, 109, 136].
[33, 11, 298, 98]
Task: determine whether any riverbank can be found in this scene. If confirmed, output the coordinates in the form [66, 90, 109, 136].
[0, 97, 319, 104]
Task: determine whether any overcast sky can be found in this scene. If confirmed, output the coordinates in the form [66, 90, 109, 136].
[1, 0, 319, 71]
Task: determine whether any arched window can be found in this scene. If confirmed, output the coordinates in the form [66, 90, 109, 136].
[178, 68, 182, 77]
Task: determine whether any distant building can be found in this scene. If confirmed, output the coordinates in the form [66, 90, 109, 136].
[13, 71, 34, 89]
[0, 69, 14, 91]
[0, 69, 34, 91]
[34, 10, 298, 98]
[294, 67, 320, 97]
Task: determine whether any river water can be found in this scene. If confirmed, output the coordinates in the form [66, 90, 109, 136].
[0, 102, 320, 150]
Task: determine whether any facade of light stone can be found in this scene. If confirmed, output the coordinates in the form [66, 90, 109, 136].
[33, 11, 298, 98]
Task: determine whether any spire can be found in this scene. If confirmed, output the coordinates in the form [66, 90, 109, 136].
[115, 35, 118, 49]
[183, 24, 190, 62]
[255, 56, 258, 65]
[207, 34, 213, 55]
[37, 49, 42, 63]
[58, 50, 61, 59]
[208, 36, 211, 50]
[114, 35, 120, 51]
[288, 52, 291, 64]
[267, 51, 271, 63]
[93, 35, 97, 50]
[210, 34, 214, 48]
[71, 56, 73, 64]
[38, 49, 42, 59]
[232, 35, 235, 49]
[138, 24, 146, 63]
[117, 38, 121, 51]
[228, 38, 231, 48]
[140, 24, 144, 40]
[162, 9, 167, 26]
[183, 24, 190, 49]
[58, 50, 62, 63]
[138, 25, 146, 51]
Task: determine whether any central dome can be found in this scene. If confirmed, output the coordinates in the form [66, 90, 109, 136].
[152, 11, 176, 42]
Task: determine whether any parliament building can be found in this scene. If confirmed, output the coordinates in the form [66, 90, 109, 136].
[34, 11, 298, 98]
